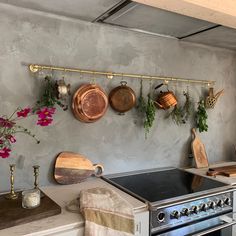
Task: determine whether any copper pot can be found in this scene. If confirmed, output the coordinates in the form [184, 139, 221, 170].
[109, 81, 136, 114]
[155, 83, 177, 110]
[72, 84, 108, 122]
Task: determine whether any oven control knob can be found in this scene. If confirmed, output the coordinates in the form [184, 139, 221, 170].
[208, 201, 216, 209]
[181, 208, 190, 216]
[190, 206, 199, 214]
[224, 197, 231, 206]
[157, 212, 165, 223]
[199, 203, 208, 212]
[217, 199, 224, 208]
[170, 210, 181, 219]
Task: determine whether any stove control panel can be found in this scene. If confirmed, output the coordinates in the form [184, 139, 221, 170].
[151, 191, 233, 233]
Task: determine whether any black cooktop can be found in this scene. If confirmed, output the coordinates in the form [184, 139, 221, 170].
[103, 168, 228, 203]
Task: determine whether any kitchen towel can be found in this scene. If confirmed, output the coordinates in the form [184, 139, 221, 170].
[79, 187, 135, 236]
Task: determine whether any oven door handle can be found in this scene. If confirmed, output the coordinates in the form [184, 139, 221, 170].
[192, 220, 235, 236]
[156, 212, 236, 236]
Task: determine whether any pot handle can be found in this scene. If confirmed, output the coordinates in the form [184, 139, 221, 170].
[154, 100, 164, 109]
[120, 81, 127, 86]
[155, 83, 164, 90]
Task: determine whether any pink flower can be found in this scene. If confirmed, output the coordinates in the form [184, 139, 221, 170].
[0, 117, 15, 128]
[6, 135, 16, 143]
[37, 118, 53, 126]
[0, 147, 11, 158]
[36, 107, 56, 119]
[0, 139, 3, 144]
[17, 108, 31, 118]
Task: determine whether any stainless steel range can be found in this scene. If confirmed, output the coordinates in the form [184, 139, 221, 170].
[102, 167, 236, 236]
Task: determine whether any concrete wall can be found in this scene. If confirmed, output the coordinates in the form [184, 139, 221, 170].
[0, 3, 236, 192]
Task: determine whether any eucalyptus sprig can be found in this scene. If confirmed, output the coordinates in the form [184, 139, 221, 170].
[196, 99, 208, 132]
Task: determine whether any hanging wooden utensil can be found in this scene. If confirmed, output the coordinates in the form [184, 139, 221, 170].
[54, 152, 104, 184]
[109, 81, 136, 114]
[191, 128, 209, 168]
[72, 84, 108, 122]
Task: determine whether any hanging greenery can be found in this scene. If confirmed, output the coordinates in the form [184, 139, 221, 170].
[137, 80, 156, 138]
[33, 76, 68, 112]
[196, 100, 208, 132]
[144, 94, 156, 138]
[167, 91, 193, 125]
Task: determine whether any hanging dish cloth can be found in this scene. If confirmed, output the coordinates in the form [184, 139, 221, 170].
[79, 187, 135, 236]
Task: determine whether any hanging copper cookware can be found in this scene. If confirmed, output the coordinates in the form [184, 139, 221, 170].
[109, 81, 136, 114]
[154, 83, 177, 110]
[72, 84, 108, 122]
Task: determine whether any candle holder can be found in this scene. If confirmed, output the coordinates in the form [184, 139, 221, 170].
[33, 165, 44, 198]
[5, 164, 18, 200]
[22, 189, 40, 209]
[33, 165, 40, 189]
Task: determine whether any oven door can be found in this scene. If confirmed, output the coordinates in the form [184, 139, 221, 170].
[154, 212, 236, 236]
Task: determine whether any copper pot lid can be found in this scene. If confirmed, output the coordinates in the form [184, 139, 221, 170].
[72, 84, 108, 122]
[109, 81, 136, 113]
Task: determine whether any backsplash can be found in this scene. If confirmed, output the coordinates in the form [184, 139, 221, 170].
[0, 3, 236, 192]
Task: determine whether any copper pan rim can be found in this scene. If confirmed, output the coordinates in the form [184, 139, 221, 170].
[72, 84, 108, 122]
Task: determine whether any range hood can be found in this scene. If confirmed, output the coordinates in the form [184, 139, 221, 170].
[95, 0, 236, 50]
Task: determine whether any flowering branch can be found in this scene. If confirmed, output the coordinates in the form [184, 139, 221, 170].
[0, 76, 67, 158]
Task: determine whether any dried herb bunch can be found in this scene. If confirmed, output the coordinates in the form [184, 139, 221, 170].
[167, 91, 193, 125]
[196, 99, 208, 132]
[137, 80, 156, 138]
[144, 94, 156, 138]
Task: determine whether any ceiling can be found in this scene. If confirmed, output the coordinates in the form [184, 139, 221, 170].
[1, 0, 236, 51]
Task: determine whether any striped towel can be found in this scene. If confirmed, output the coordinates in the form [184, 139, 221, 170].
[79, 187, 135, 236]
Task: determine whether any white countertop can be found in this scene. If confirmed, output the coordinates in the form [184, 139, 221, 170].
[186, 161, 236, 185]
[0, 177, 147, 236]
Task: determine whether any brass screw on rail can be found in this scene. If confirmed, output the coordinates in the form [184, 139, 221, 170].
[5, 164, 18, 200]
[33, 165, 40, 189]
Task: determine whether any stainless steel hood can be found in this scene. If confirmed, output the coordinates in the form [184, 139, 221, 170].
[95, 0, 236, 50]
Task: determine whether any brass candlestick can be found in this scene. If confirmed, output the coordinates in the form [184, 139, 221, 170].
[33, 165, 44, 198]
[5, 164, 18, 200]
[33, 165, 40, 189]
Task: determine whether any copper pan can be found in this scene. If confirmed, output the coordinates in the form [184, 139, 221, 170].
[109, 81, 136, 114]
[72, 84, 108, 122]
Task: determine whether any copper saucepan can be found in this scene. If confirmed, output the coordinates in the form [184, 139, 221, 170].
[109, 81, 136, 114]
[72, 84, 108, 122]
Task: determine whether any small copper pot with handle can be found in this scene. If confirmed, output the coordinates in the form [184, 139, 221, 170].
[109, 81, 136, 115]
[154, 83, 177, 110]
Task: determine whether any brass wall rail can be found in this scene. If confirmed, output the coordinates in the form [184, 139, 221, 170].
[29, 64, 215, 86]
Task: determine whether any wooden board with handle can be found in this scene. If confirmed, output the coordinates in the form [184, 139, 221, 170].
[207, 165, 236, 177]
[191, 128, 209, 168]
[54, 152, 104, 184]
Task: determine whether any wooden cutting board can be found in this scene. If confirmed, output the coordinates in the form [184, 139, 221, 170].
[0, 190, 61, 230]
[54, 152, 104, 184]
[207, 165, 236, 177]
[191, 128, 209, 168]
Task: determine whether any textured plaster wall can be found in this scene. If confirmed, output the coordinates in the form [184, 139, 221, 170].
[0, 3, 236, 192]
